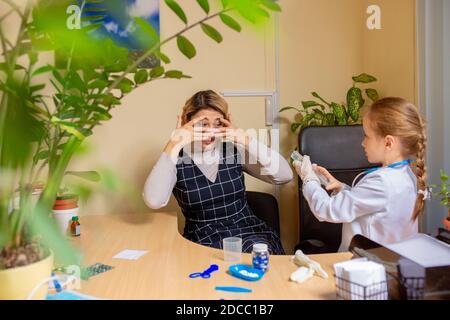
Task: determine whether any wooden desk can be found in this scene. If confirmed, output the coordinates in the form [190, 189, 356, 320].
[73, 213, 352, 300]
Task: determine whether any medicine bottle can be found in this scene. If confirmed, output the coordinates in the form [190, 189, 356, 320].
[70, 216, 81, 237]
[252, 243, 269, 272]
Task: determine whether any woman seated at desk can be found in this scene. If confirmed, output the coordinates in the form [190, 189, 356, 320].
[143, 90, 293, 254]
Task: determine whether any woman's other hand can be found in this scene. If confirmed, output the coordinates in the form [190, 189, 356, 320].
[216, 113, 250, 146]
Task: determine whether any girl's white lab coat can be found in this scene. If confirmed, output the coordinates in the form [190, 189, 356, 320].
[303, 165, 419, 251]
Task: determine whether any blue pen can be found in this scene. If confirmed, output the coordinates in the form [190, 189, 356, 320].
[215, 286, 252, 293]
[51, 272, 62, 293]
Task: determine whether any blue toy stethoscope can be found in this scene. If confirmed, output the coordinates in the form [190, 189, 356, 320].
[351, 159, 413, 187]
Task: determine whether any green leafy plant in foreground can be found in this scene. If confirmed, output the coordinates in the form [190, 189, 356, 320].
[0, 0, 281, 268]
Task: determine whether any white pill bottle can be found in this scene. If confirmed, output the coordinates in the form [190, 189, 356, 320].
[252, 243, 269, 272]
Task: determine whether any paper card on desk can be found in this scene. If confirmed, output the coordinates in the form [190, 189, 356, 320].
[113, 249, 148, 260]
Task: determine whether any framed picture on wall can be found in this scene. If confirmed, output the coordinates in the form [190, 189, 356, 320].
[59, 0, 160, 69]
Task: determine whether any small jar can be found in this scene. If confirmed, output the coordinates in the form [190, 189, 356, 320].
[252, 243, 269, 272]
[70, 216, 81, 237]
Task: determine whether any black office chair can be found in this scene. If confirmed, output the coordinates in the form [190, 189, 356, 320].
[295, 125, 378, 254]
[246, 191, 281, 237]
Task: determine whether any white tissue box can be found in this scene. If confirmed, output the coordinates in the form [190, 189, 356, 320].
[334, 258, 388, 300]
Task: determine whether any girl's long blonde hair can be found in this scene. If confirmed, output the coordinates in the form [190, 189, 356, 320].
[362, 97, 427, 221]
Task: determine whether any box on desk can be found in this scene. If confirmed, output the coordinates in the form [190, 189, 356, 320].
[347, 234, 450, 300]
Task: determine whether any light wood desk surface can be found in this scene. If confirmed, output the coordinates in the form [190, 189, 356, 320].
[73, 213, 352, 300]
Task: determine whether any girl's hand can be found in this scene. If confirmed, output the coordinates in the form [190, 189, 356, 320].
[217, 113, 250, 146]
[313, 165, 344, 193]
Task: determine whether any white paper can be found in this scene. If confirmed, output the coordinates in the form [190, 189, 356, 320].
[113, 249, 148, 260]
[385, 233, 450, 268]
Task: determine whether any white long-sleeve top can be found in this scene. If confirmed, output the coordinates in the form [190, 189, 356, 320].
[143, 138, 293, 210]
[303, 165, 419, 251]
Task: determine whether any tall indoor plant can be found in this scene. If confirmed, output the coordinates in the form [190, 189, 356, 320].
[0, 0, 281, 299]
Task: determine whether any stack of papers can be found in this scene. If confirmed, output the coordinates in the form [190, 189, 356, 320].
[334, 258, 387, 300]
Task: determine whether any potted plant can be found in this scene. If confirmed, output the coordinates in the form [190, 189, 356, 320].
[433, 170, 450, 230]
[0, 0, 281, 299]
[280, 73, 380, 133]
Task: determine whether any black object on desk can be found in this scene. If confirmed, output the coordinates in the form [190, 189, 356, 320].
[348, 234, 450, 300]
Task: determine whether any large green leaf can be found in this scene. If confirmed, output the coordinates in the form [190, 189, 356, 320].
[155, 51, 171, 64]
[196, 0, 210, 13]
[177, 36, 196, 59]
[261, 0, 282, 12]
[118, 78, 134, 94]
[32, 65, 53, 77]
[150, 66, 165, 78]
[65, 70, 87, 93]
[0, 63, 26, 72]
[52, 70, 65, 87]
[165, 0, 187, 24]
[311, 92, 331, 107]
[352, 73, 377, 84]
[134, 70, 148, 84]
[165, 70, 191, 79]
[302, 101, 324, 109]
[232, 0, 270, 23]
[65, 171, 101, 182]
[201, 23, 223, 43]
[331, 103, 348, 125]
[30, 84, 46, 93]
[219, 14, 242, 32]
[51, 116, 86, 140]
[366, 88, 379, 102]
[347, 87, 364, 122]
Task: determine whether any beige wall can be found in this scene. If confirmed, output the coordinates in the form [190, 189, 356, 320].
[2, 0, 417, 254]
[362, 0, 417, 103]
[278, 0, 366, 253]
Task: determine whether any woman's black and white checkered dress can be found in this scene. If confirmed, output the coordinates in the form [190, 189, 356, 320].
[172, 142, 285, 255]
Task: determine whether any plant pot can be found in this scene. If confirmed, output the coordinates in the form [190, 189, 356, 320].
[52, 194, 79, 236]
[0, 251, 53, 300]
[53, 194, 79, 210]
[444, 211, 450, 231]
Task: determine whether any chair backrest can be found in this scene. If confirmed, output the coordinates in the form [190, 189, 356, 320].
[246, 191, 281, 237]
[296, 125, 377, 253]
